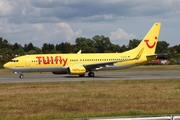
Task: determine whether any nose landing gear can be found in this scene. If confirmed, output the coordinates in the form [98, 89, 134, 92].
[13, 72, 24, 79]
[19, 74, 24, 79]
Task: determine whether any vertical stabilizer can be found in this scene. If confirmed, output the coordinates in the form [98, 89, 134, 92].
[136, 23, 161, 55]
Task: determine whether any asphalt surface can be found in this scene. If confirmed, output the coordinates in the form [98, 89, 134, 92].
[0, 70, 180, 83]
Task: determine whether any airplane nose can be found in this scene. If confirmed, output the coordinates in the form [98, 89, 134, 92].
[3, 63, 9, 68]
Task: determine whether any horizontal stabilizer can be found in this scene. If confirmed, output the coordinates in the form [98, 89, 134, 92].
[146, 54, 157, 58]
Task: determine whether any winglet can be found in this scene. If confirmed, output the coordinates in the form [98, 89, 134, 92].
[77, 50, 82, 54]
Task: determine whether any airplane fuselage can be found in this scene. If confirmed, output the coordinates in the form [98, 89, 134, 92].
[4, 53, 155, 72]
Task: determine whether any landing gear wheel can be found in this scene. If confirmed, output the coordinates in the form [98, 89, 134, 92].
[79, 74, 85, 77]
[88, 72, 95, 77]
[19, 74, 24, 79]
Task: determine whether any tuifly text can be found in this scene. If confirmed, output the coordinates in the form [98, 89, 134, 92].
[36, 56, 68, 66]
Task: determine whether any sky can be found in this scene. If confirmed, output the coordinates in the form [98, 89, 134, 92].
[0, 0, 180, 48]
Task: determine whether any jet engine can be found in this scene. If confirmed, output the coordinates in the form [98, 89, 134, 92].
[68, 66, 86, 75]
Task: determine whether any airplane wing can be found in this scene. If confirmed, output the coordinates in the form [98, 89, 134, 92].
[83, 60, 130, 70]
[83, 48, 144, 70]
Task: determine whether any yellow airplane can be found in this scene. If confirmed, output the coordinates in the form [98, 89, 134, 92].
[3, 22, 161, 79]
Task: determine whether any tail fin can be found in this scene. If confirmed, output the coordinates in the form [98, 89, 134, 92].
[136, 22, 161, 55]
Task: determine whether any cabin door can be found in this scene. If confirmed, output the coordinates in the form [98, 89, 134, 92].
[25, 58, 30, 67]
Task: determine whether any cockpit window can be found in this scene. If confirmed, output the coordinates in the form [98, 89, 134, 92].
[10, 60, 19, 62]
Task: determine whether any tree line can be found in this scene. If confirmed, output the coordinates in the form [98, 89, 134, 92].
[0, 35, 179, 67]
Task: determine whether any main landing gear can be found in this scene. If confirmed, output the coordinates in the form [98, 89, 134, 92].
[88, 71, 95, 77]
[79, 71, 95, 77]
[79, 74, 85, 77]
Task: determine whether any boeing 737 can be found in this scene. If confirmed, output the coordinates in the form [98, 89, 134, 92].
[3, 23, 161, 79]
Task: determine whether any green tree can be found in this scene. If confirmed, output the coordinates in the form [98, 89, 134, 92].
[42, 43, 56, 53]
[24, 44, 28, 52]
[42, 43, 49, 53]
[127, 39, 141, 50]
[156, 41, 169, 53]
[34, 46, 43, 54]
[168, 44, 180, 59]
[75, 37, 96, 53]
[0, 38, 13, 55]
[27, 47, 42, 54]
[12, 43, 25, 55]
[93, 35, 113, 53]
[24, 43, 34, 52]
[27, 42, 34, 51]
[119, 45, 128, 52]
[13, 43, 20, 51]
[56, 42, 74, 53]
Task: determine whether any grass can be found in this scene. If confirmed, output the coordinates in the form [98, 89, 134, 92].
[0, 79, 180, 120]
[0, 65, 180, 120]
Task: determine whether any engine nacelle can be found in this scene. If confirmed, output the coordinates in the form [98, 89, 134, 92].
[68, 66, 86, 75]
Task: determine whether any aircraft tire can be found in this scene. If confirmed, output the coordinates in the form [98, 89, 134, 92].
[19, 74, 24, 79]
[88, 72, 95, 77]
[79, 74, 85, 77]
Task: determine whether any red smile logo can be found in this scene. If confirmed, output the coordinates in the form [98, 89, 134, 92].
[144, 37, 157, 49]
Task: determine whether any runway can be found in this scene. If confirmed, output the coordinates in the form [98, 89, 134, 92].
[0, 70, 180, 83]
